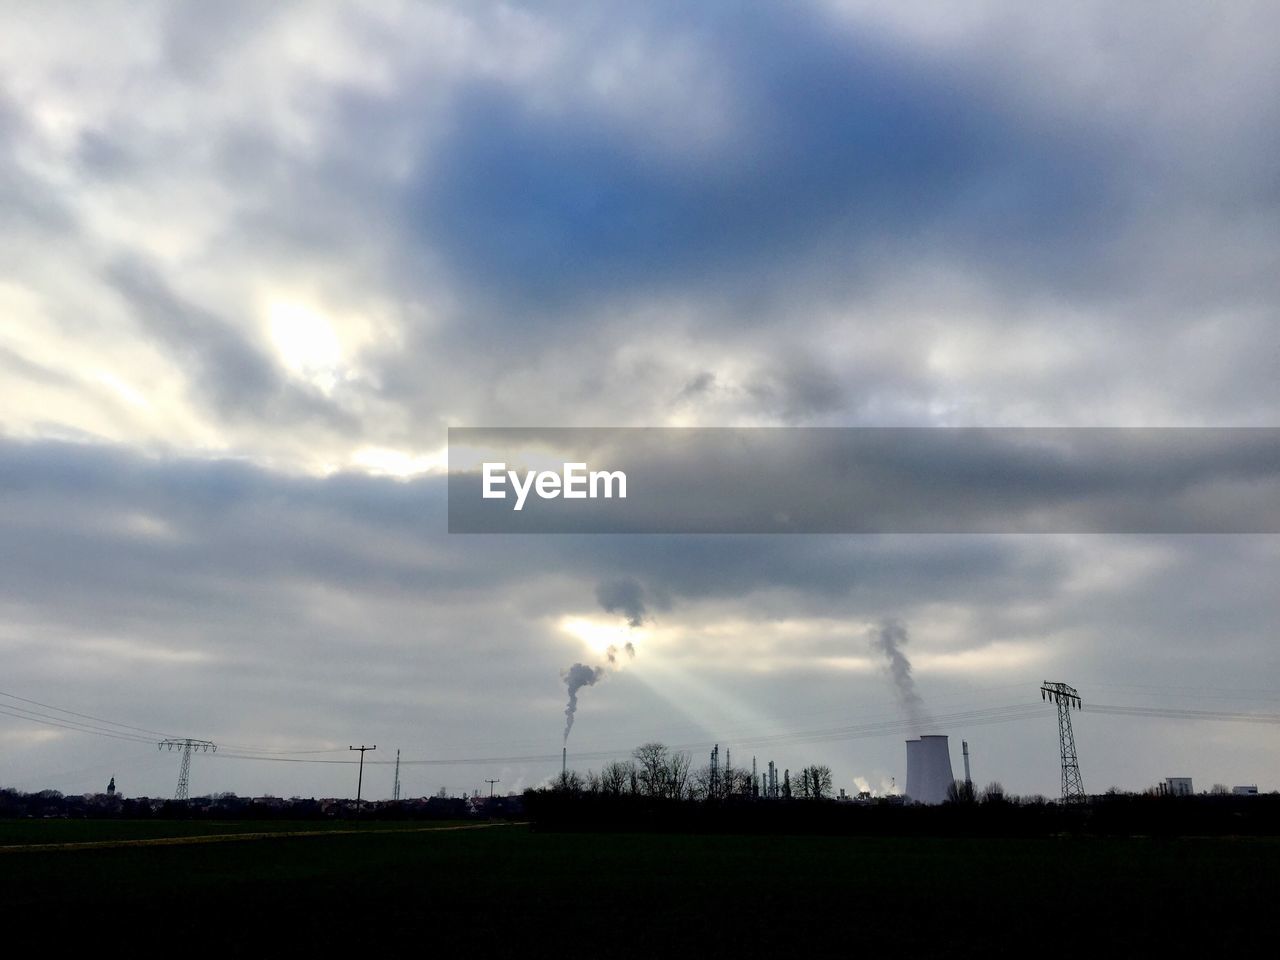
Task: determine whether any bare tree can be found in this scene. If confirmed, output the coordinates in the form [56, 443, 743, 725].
[666, 749, 693, 799]
[724, 765, 754, 798]
[553, 769, 584, 793]
[980, 781, 1005, 804]
[600, 760, 635, 796]
[692, 764, 716, 801]
[631, 742, 695, 799]
[633, 742, 670, 797]
[946, 779, 976, 804]
[794, 765, 834, 800]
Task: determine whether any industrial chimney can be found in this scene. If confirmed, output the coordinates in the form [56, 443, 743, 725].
[905, 735, 955, 805]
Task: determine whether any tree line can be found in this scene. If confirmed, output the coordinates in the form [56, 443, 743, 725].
[551, 742, 835, 801]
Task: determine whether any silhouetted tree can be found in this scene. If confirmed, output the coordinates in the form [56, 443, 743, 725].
[692, 764, 717, 801]
[632, 742, 693, 799]
[599, 760, 635, 796]
[794, 765, 833, 800]
[724, 765, 754, 798]
[665, 749, 693, 800]
[552, 769, 584, 793]
[633, 742, 669, 797]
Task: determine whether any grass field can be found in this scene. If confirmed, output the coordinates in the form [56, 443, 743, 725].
[0, 816, 470, 846]
[2, 820, 1275, 954]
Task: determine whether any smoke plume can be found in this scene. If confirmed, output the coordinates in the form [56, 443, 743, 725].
[562, 662, 605, 743]
[869, 619, 929, 729]
[596, 577, 647, 627]
[605, 641, 637, 665]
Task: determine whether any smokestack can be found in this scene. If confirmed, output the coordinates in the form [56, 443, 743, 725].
[905, 735, 955, 805]
[562, 746, 567, 776]
[962, 740, 972, 788]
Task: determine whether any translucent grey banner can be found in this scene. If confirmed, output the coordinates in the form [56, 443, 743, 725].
[447, 427, 1280, 533]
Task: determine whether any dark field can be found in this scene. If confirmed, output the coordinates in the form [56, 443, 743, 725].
[0, 817, 469, 846]
[1, 821, 1274, 954]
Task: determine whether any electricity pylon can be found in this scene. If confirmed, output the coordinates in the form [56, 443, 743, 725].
[1040, 682, 1085, 802]
[158, 738, 217, 800]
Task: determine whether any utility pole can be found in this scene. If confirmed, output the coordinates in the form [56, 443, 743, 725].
[485, 778, 500, 798]
[158, 738, 216, 801]
[1040, 682, 1085, 802]
[349, 744, 376, 816]
[393, 748, 401, 801]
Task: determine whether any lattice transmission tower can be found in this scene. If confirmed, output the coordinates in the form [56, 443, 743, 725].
[159, 738, 217, 800]
[1040, 682, 1085, 802]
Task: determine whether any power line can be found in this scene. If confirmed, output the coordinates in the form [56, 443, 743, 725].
[0, 688, 174, 738]
[1084, 703, 1280, 724]
[0, 704, 160, 745]
[204, 703, 1051, 768]
[7, 685, 1280, 781]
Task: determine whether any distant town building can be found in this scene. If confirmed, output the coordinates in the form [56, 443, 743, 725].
[1165, 777, 1194, 796]
[1232, 785, 1259, 796]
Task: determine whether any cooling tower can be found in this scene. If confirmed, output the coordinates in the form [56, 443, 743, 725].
[904, 734, 955, 805]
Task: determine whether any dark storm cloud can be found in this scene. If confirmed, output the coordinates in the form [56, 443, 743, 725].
[406, 7, 1121, 323]
[595, 577, 648, 627]
[338, 1, 1278, 430]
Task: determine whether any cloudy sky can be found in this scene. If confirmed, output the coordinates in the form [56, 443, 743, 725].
[2, 1, 1278, 801]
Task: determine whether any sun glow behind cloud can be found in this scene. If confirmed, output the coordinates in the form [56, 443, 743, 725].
[558, 616, 649, 661]
[267, 300, 346, 393]
[349, 446, 448, 479]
